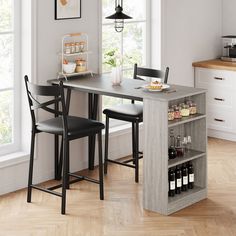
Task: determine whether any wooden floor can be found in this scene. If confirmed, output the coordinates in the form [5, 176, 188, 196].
[0, 138, 236, 236]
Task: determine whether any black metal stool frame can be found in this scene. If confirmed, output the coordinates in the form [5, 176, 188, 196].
[24, 76, 104, 214]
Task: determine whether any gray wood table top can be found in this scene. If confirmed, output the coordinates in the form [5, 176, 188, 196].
[49, 74, 206, 102]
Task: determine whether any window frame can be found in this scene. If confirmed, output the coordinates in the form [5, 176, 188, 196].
[0, 0, 21, 156]
[100, 0, 151, 127]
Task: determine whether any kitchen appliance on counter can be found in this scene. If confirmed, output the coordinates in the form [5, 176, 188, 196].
[221, 35, 236, 62]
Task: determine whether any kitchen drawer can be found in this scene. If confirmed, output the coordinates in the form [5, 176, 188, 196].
[195, 68, 236, 90]
[207, 108, 235, 132]
[206, 88, 233, 109]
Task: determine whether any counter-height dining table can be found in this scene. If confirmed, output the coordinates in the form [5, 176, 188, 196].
[49, 74, 207, 215]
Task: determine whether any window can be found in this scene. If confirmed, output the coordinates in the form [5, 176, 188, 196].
[101, 0, 150, 127]
[0, 0, 20, 156]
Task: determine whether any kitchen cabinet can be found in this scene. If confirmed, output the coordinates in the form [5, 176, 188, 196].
[193, 59, 236, 141]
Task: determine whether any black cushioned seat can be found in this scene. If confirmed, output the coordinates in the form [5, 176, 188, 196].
[103, 104, 143, 122]
[37, 116, 105, 137]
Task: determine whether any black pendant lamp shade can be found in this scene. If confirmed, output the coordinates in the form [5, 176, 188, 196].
[106, 0, 132, 32]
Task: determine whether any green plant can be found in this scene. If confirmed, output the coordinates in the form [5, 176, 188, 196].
[103, 49, 122, 68]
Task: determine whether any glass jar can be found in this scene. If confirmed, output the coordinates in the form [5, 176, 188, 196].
[70, 43, 75, 54]
[168, 108, 175, 121]
[79, 41, 86, 52]
[76, 59, 87, 72]
[189, 102, 197, 115]
[174, 106, 182, 119]
[75, 42, 80, 53]
[181, 104, 190, 117]
[65, 43, 71, 54]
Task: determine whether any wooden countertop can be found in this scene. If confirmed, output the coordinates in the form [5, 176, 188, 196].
[192, 59, 236, 71]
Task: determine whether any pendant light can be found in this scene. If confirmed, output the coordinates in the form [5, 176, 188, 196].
[105, 0, 132, 33]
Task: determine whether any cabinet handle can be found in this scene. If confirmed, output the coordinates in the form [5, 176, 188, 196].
[214, 77, 225, 81]
[214, 118, 225, 122]
[214, 98, 225, 102]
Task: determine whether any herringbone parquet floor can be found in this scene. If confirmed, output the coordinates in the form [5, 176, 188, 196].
[0, 138, 235, 236]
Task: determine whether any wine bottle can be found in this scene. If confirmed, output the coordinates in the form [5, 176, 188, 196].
[176, 135, 184, 157]
[175, 166, 182, 194]
[181, 164, 188, 191]
[168, 129, 177, 159]
[188, 162, 194, 189]
[168, 168, 175, 197]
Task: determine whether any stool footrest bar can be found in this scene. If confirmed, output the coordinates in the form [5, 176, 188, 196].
[69, 173, 100, 184]
[47, 177, 84, 191]
[31, 185, 62, 197]
[107, 159, 135, 168]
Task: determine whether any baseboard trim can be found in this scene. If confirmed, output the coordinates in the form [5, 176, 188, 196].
[208, 129, 236, 142]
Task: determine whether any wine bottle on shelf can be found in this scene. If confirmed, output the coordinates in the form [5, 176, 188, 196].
[181, 164, 188, 191]
[176, 135, 184, 157]
[168, 168, 175, 197]
[168, 129, 177, 159]
[188, 162, 194, 189]
[175, 166, 182, 194]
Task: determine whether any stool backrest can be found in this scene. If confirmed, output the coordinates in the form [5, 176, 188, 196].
[24, 75, 68, 134]
[133, 63, 170, 84]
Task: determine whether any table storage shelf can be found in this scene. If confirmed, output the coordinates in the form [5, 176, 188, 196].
[168, 149, 205, 168]
[143, 92, 207, 215]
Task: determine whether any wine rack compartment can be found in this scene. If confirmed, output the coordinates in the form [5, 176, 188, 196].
[167, 156, 207, 214]
[168, 157, 207, 203]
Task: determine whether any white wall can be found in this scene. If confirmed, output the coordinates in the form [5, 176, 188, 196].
[160, 0, 222, 86]
[222, 0, 236, 35]
[151, 0, 161, 69]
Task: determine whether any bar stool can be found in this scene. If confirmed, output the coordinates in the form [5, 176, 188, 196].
[24, 76, 105, 214]
[103, 64, 169, 183]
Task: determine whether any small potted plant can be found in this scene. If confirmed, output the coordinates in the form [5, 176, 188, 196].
[104, 49, 124, 86]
